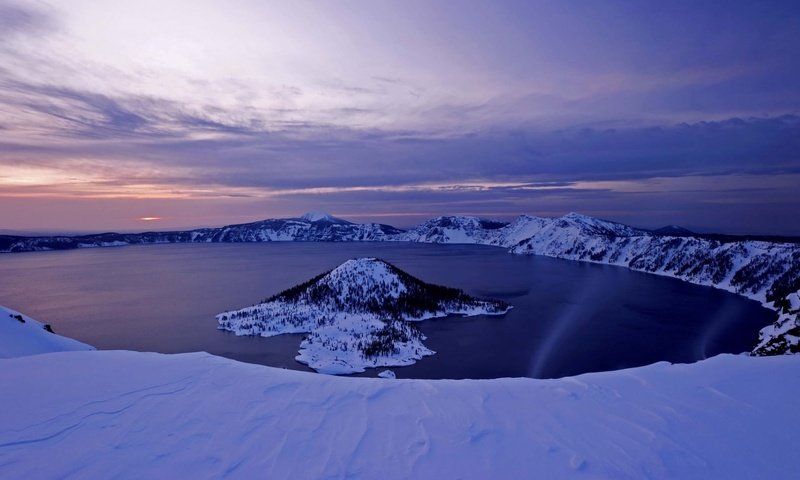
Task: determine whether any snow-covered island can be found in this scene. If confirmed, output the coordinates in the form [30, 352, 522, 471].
[217, 257, 510, 374]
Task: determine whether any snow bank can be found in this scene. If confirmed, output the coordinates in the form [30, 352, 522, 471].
[0, 306, 94, 358]
[1, 350, 798, 479]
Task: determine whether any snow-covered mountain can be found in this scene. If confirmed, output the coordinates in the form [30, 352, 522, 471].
[397, 212, 644, 246]
[400, 212, 798, 310]
[0, 212, 402, 252]
[395, 215, 508, 244]
[508, 218, 798, 304]
[217, 257, 510, 374]
[300, 211, 348, 223]
[0, 305, 94, 358]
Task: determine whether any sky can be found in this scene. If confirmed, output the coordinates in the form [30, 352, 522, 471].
[1, 0, 799, 234]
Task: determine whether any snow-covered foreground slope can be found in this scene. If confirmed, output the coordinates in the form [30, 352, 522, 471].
[217, 258, 509, 374]
[1, 350, 798, 479]
[0, 306, 94, 358]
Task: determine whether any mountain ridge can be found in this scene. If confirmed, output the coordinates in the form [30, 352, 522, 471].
[3, 212, 799, 253]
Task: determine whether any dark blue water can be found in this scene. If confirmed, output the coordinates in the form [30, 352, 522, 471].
[0, 243, 774, 379]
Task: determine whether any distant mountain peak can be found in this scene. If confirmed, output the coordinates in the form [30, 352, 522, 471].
[269, 257, 506, 313]
[300, 211, 347, 223]
[556, 212, 642, 236]
[560, 212, 608, 223]
[313, 257, 408, 302]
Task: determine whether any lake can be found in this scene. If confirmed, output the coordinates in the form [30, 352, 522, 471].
[0, 242, 774, 379]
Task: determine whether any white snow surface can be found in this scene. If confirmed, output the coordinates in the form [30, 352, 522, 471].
[787, 291, 800, 311]
[1, 350, 798, 479]
[0, 305, 94, 358]
[294, 312, 436, 375]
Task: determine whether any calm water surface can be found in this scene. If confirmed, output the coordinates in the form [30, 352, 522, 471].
[0, 243, 774, 379]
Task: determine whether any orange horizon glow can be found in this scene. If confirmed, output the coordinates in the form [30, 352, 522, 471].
[138, 217, 162, 221]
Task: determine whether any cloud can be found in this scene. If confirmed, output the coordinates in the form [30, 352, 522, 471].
[2, 82, 799, 196]
[0, 1, 55, 41]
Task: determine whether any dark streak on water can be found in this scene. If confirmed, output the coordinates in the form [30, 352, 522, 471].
[0, 243, 774, 379]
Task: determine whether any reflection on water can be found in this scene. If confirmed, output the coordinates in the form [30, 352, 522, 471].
[0, 242, 774, 379]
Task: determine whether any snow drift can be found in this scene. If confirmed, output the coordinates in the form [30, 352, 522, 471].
[0, 350, 798, 479]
